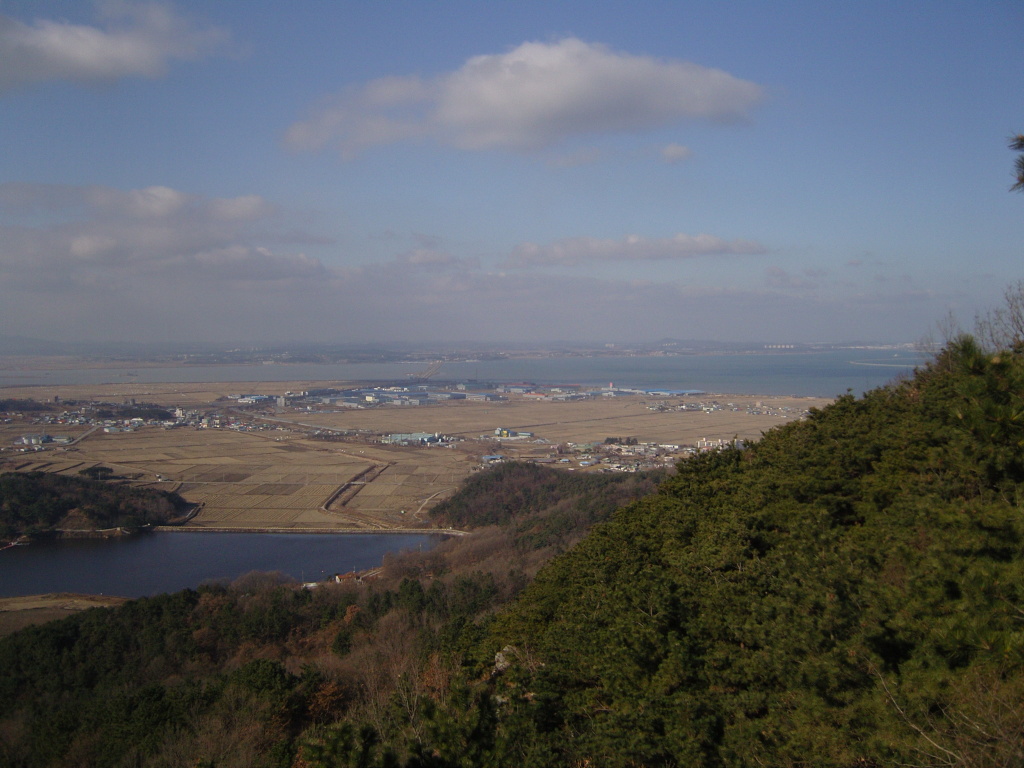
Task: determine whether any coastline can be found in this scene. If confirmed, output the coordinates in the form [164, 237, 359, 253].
[0, 344, 916, 371]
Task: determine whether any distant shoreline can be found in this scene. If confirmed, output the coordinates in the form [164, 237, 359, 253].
[0, 345, 918, 373]
[849, 360, 923, 368]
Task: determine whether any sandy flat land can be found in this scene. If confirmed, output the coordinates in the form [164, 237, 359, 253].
[2, 380, 831, 532]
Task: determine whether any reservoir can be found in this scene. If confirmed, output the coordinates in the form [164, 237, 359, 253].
[0, 531, 441, 599]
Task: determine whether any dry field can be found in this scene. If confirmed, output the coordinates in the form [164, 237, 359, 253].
[2, 380, 831, 532]
[1, 425, 474, 532]
[286, 394, 825, 446]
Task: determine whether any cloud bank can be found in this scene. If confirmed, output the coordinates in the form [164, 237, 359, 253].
[506, 233, 768, 267]
[661, 143, 693, 163]
[286, 38, 763, 158]
[0, 183, 923, 345]
[0, 1, 231, 91]
[0, 183, 318, 284]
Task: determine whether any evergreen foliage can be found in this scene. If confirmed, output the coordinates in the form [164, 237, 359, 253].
[297, 337, 1024, 766]
[430, 461, 663, 551]
[0, 399, 55, 413]
[93, 404, 174, 421]
[465, 338, 1024, 766]
[0, 471, 188, 537]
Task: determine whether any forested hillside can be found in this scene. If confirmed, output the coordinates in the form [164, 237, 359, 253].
[3, 335, 1024, 766]
[298, 336, 1024, 766]
[0, 472, 189, 538]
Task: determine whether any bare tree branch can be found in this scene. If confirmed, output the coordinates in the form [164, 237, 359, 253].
[1010, 134, 1024, 192]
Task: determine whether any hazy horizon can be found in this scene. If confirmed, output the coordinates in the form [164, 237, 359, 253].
[1, 2, 1021, 347]
[0, 334, 918, 359]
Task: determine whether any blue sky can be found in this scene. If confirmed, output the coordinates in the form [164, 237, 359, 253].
[0, 1, 1021, 346]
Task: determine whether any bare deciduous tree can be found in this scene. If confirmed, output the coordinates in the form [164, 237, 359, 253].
[1010, 133, 1024, 192]
[974, 280, 1024, 352]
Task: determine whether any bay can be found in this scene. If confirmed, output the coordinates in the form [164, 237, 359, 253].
[0, 532, 440, 599]
[0, 349, 924, 397]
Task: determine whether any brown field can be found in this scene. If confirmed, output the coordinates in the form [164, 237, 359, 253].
[289, 394, 820, 446]
[1, 380, 831, 532]
[0, 425, 470, 531]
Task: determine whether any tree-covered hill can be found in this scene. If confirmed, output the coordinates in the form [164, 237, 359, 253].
[298, 337, 1024, 766]
[429, 461, 664, 554]
[0, 472, 189, 538]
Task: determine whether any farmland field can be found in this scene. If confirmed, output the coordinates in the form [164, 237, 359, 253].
[1, 380, 830, 532]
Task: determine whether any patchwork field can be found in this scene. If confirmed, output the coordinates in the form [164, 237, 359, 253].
[283, 394, 820, 446]
[1, 379, 831, 532]
[2, 426, 476, 531]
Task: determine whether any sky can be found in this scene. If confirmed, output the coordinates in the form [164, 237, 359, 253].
[0, 1, 1021, 347]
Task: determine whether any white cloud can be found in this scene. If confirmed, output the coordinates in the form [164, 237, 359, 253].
[661, 143, 693, 164]
[209, 194, 273, 221]
[286, 38, 763, 158]
[121, 185, 188, 218]
[70, 233, 118, 259]
[0, 183, 312, 282]
[0, 1, 232, 92]
[548, 147, 604, 168]
[182, 246, 328, 281]
[4, 183, 272, 223]
[393, 249, 479, 270]
[505, 233, 768, 267]
[0, 184, 949, 345]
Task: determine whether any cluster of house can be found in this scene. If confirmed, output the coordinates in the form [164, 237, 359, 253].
[493, 427, 534, 439]
[270, 386, 506, 411]
[380, 432, 461, 446]
[477, 428, 752, 473]
[494, 383, 708, 401]
[14, 433, 74, 448]
[647, 399, 808, 419]
[5, 402, 296, 453]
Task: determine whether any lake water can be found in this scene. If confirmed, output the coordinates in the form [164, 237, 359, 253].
[0, 532, 441, 599]
[0, 349, 926, 599]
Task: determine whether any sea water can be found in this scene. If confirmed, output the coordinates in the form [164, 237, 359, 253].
[0, 349, 923, 397]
